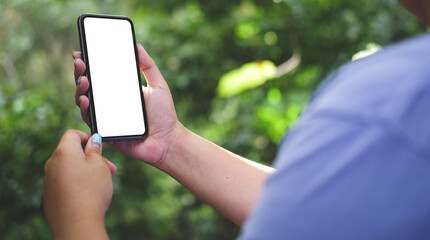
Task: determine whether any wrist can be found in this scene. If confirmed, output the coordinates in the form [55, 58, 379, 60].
[152, 122, 190, 173]
[51, 214, 108, 240]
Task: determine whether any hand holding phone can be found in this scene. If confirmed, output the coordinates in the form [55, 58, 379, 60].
[74, 14, 181, 165]
[77, 14, 148, 141]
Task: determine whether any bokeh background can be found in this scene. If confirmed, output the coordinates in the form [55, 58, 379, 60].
[0, 0, 425, 239]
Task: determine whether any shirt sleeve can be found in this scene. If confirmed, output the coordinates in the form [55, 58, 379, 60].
[239, 111, 430, 240]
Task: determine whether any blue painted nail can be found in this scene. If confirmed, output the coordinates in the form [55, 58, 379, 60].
[92, 133, 102, 146]
[77, 76, 81, 86]
[138, 43, 144, 50]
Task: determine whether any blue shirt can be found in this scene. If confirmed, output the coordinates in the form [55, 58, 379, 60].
[241, 33, 430, 239]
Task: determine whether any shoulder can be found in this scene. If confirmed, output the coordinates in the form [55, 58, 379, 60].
[302, 33, 430, 157]
[311, 33, 430, 113]
[315, 32, 430, 105]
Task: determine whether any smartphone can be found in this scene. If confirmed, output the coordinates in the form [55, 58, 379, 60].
[77, 14, 148, 141]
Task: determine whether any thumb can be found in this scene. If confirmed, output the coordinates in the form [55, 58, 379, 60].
[137, 43, 166, 88]
[85, 133, 118, 175]
[85, 133, 103, 157]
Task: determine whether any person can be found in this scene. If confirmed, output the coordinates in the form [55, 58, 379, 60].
[44, 0, 430, 239]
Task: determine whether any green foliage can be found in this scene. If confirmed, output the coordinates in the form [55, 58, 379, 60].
[0, 0, 425, 239]
[217, 60, 276, 97]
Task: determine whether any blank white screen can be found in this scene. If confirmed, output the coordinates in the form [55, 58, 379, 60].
[84, 17, 145, 138]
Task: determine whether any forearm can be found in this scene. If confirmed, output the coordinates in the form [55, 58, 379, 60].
[156, 124, 275, 226]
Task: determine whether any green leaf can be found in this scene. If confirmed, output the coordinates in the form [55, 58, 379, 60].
[352, 43, 382, 61]
[217, 61, 277, 97]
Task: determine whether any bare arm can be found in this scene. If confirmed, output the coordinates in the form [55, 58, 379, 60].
[73, 46, 274, 226]
[157, 124, 274, 226]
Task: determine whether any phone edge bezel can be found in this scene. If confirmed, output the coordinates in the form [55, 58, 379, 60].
[77, 13, 149, 142]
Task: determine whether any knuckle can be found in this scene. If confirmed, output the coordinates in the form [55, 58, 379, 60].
[54, 144, 65, 158]
[64, 129, 76, 136]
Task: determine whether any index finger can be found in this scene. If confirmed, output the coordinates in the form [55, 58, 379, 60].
[60, 129, 91, 150]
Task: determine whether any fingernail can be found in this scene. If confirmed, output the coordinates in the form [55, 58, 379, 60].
[74, 58, 77, 68]
[92, 133, 102, 148]
[138, 43, 144, 50]
[77, 76, 81, 86]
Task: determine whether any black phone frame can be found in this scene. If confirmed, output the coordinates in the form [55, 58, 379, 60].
[77, 13, 148, 142]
